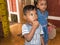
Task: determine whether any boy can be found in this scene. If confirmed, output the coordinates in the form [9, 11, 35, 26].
[22, 5, 44, 45]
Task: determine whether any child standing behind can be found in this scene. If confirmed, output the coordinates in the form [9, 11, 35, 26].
[22, 5, 44, 45]
[34, 0, 49, 45]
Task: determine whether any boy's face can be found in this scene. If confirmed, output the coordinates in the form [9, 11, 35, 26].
[24, 9, 38, 24]
[37, 0, 47, 12]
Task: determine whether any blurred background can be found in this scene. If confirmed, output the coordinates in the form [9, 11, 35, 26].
[0, 0, 60, 45]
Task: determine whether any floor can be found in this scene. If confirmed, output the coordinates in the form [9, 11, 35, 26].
[0, 23, 60, 45]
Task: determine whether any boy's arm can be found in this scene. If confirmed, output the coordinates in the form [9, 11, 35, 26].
[23, 21, 39, 42]
[40, 35, 44, 45]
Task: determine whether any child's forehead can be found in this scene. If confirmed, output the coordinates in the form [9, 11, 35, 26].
[38, 0, 46, 3]
[26, 9, 36, 14]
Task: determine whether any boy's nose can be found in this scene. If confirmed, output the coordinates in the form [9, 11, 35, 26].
[34, 15, 38, 19]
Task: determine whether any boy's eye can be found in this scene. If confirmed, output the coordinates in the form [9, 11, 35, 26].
[40, 3, 47, 6]
[30, 14, 33, 16]
[45, 3, 47, 5]
[40, 3, 44, 6]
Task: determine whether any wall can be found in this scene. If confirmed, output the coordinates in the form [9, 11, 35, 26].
[47, 0, 60, 28]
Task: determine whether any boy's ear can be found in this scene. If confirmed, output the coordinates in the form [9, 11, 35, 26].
[23, 15, 27, 20]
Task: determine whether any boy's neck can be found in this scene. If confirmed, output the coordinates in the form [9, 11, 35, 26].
[26, 22, 32, 25]
[40, 10, 45, 14]
[38, 9, 46, 14]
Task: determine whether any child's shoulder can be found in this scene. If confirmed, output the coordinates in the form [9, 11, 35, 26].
[22, 24, 27, 27]
[22, 24, 28, 30]
[22, 23, 30, 28]
[45, 10, 48, 13]
[45, 10, 49, 16]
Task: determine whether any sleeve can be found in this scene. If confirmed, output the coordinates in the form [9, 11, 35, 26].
[39, 25, 44, 34]
[22, 24, 29, 36]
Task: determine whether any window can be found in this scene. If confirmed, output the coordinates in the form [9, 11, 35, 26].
[7, 0, 20, 25]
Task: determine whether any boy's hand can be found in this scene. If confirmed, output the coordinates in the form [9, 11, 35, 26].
[32, 21, 39, 30]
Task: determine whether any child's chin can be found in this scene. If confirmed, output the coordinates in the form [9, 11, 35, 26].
[42, 9, 46, 11]
[34, 19, 38, 21]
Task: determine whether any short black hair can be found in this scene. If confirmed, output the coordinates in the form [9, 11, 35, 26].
[34, 0, 47, 7]
[34, 0, 38, 7]
[23, 5, 36, 15]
